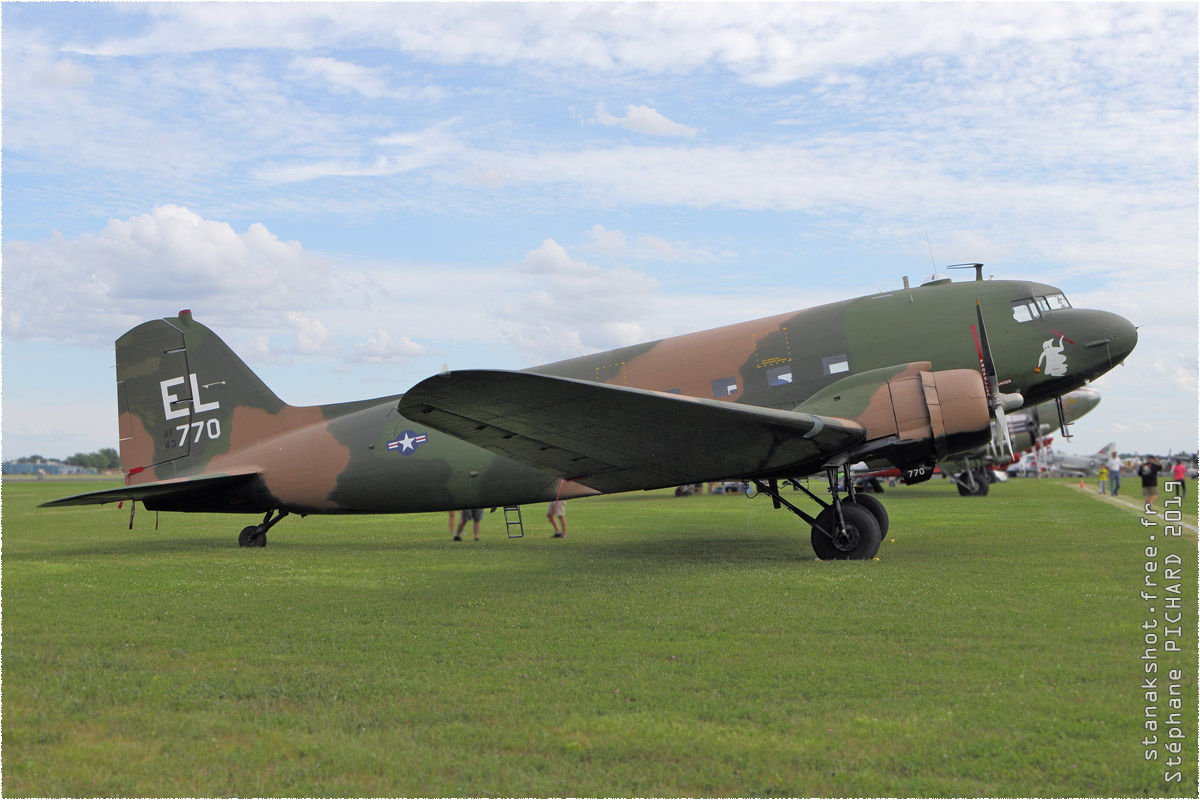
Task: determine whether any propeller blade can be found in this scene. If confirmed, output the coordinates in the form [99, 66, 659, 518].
[971, 298, 1024, 462]
[994, 405, 1016, 462]
[972, 298, 1000, 398]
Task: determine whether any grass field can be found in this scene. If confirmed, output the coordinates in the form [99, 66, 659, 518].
[3, 477, 1196, 797]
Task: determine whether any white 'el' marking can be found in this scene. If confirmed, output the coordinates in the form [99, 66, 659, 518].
[160, 373, 222, 419]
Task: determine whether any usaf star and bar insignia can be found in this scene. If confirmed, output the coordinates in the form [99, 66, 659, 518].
[387, 430, 428, 455]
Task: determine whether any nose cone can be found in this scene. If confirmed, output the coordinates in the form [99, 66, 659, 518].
[1085, 310, 1138, 369]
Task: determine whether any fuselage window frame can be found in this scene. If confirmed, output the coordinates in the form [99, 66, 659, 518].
[821, 355, 850, 376]
[711, 376, 739, 398]
[1011, 299, 1038, 323]
[766, 365, 794, 386]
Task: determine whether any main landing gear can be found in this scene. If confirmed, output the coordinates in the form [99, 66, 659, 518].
[752, 466, 886, 560]
[238, 509, 289, 548]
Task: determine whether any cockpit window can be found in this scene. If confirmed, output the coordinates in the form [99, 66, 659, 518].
[1035, 296, 1051, 312]
[1011, 299, 1040, 323]
[1045, 293, 1071, 310]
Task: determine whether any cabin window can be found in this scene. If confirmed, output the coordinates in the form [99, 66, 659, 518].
[1045, 293, 1071, 310]
[1010, 300, 1038, 323]
[663, 388, 682, 395]
[822, 355, 850, 375]
[711, 376, 739, 397]
[767, 366, 793, 386]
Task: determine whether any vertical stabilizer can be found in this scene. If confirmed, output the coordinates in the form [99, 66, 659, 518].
[116, 310, 284, 478]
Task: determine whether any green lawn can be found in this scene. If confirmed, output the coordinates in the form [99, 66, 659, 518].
[3, 477, 1196, 796]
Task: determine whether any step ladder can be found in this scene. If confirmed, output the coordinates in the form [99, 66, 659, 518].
[503, 506, 524, 538]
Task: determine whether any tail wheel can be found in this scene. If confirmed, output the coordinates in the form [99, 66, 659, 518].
[811, 503, 882, 560]
[238, 525, 267, 547]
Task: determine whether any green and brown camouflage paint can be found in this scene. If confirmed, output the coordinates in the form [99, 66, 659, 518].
[44, 276, 1137, 517]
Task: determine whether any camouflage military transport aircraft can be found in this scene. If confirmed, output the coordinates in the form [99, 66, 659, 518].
[43, 267, 1137, 559]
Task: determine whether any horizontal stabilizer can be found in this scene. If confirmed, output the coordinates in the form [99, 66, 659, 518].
[38, 470, 261, 508]
[400, 370, 865, 493]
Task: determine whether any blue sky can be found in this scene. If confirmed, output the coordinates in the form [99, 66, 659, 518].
[3, 1, 1197, 462]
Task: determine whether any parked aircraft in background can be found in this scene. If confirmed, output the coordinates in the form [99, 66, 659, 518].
[945, 387, 1102, 495]
[1041, 441, 1118, 477]
[43, 266, 1137, 560]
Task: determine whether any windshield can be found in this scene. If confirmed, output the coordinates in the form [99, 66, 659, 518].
[1046, 293, 1071, 310]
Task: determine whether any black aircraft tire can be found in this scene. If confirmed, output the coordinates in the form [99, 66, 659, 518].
[973, 469, 991, 497]
[238, 526, 257, 547]
[956, 471, 988, 497]
[851, 495, 889, 538]
[811, 503, 882, 560]
[251, 528, 268, 548]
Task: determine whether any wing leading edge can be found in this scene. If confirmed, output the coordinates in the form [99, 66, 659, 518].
[399, 370, 865, 493]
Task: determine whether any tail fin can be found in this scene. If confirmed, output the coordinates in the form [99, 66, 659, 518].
[1093, 441, 1116, 458]
[116, 310, 284, 478]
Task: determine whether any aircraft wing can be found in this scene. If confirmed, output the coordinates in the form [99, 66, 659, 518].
[38, 470, 261, 508]
[399, 370, 865, 493]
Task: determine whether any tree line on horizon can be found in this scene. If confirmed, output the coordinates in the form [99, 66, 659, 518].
[9, 449, 121, 471]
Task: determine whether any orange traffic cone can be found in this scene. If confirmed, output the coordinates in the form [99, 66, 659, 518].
[1079, 478, 1085, 489]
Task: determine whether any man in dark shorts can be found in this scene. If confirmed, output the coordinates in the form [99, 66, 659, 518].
[455, 508, 484, 541]
[1138, 456, 1163, 507]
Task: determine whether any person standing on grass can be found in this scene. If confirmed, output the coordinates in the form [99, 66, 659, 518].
[1138, 456, 1163, 508]
[1172, 460, 1187, 497]
[1097, 464, 1108, 495]
[547, 500, 567, 538]
[1106, 451, 1122, 496]
[455, 509, 483, 541]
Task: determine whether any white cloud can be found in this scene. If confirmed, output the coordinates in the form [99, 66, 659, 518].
[491, 239, 661, 361]
[520, 238, 587, 275]
[1, 205, 330, 345]
[285, 311, 336, 355]
[30, 58, 93, 89]
[351, 330, 429, 364]
[288, 55, 443, 101]
[65, 4, 1194, 96]
[585, 224, 628, 253]
[592, 101, 698, 138]
[635, 235, 686, 261]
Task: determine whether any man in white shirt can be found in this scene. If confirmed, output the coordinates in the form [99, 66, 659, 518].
[1106, 452, 1122, 496]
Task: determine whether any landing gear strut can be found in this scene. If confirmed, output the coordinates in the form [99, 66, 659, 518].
[752, 465, 883, 560]
[238, 509, 289, 548]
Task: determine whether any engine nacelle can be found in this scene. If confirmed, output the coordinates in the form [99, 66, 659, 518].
[800, 362, 992, 480]
[883, 367, 992, 479]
